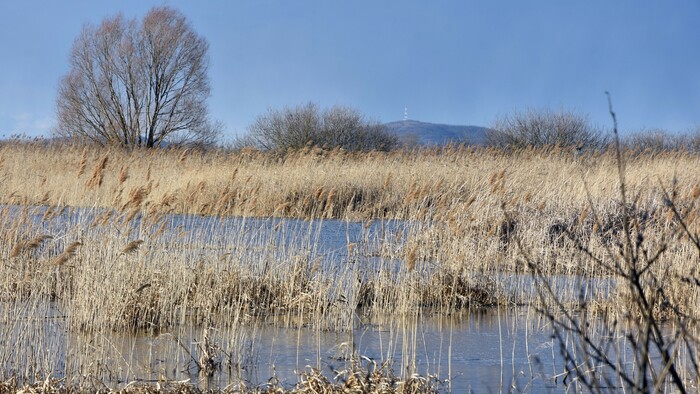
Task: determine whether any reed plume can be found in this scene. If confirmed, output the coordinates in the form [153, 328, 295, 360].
[406, 244, 417, 272]
[86, 154, 109, 189]
[10, 235, 53, 258]
[76, 148, 88, 176]
[121, 186, 149, 211]
[51, 241, 82, 266]
[121, 239, 144, 255]
[118, 166, 129, 184]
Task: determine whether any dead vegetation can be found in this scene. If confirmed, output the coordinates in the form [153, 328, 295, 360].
[0, 354, 442, 393]
[3, 141, 700, 221]
[0, 141, 699, 390]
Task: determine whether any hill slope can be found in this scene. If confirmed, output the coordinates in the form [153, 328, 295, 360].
[384, 120, 489, 146]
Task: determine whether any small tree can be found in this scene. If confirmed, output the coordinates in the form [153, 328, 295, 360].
[55, 7, 219, 148]
[487, 108, 602, 149]
[241, 103, 398, 152]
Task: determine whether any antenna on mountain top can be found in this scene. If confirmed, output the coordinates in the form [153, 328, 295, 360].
[403, 107, 408, 122]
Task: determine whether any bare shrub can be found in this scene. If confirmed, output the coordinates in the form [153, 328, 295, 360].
[683, 126, 700, 153]
[514, 96, 700, 392]
[487, 108, 603, 149]
[622, 128, 680, 152]
[240, 102, 398, 152]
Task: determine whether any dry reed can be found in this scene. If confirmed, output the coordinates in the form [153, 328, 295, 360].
[0, 141, 699, 390]
[6, 142, 700, 222]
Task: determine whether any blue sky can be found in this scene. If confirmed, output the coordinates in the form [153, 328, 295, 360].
[1, 1, 699, 140]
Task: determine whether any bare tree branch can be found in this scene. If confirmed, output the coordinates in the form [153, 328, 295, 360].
[241, 103, 398, 152]
[55, 7, 220, 148]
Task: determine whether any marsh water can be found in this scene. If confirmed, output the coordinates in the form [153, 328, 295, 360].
[71, 307, 565, 393]
[2, 206, 626, 392]
[2, 301, 565, 392]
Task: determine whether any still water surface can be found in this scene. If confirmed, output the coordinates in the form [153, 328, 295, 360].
[3, 206, 619, 392]
[74, 307, 563, 393]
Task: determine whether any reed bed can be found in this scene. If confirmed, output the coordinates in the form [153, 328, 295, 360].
[0, 201, 489, 386]
[2, 141, 699, 221]
[1, 141, 699, 390]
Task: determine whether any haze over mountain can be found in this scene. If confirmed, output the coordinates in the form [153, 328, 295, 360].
[384, 120, 489, 146]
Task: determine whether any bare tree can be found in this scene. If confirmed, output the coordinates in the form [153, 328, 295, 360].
[241, 103, 398, 152]
[55, 7, 219, 148]
[487, 108, 603, 150]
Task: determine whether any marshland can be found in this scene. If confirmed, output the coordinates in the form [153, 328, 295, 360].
[3, 0, 700, 391]
[0, 140, 699, 392]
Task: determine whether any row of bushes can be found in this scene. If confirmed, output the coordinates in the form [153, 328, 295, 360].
[234, 103, 700, 153]
[42, 98, 700, 153]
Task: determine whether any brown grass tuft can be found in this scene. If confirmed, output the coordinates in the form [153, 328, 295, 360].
[51, 241, 82, 266]
[86, 154, 109, 189]
[10, 235, 53, 257]
[178, 148, 189, 163]
[121, 239, 144, 255]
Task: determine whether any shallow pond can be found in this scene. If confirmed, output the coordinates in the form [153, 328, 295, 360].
[1, 206, 661, 392]
[3, 304, 565, 392]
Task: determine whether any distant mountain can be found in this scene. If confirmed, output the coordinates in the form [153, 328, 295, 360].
[383, 120, 489, 146]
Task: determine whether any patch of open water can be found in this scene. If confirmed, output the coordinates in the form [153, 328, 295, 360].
[1, 206, 636, 392]
[2, 305, 568, 392]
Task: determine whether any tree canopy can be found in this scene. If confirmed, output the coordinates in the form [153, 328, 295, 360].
[55, 7, 219, 148]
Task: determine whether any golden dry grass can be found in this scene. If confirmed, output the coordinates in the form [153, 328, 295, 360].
[1, 141, 700, 389]
[1, 142, 699, 221]
[1, 141, 699, 306]
[1, 141, 699, 310]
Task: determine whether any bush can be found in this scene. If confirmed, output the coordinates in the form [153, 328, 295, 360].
[619, 128, 700, 153]
[239, 103, 398, 152]
[487, 108, 603, 149]
[621, 129, 677, 152]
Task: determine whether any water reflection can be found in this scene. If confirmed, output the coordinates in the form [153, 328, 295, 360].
[50, 307, 564, 392]
[0, 205, 624, 392]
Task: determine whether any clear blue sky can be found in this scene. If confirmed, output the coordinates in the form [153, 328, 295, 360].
[1, 1, 699, 140]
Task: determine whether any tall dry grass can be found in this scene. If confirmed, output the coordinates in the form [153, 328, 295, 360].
[1, 141, 700, 389]
[3, 141, 699, 221]
[0, 198, 493, 386]
[1, 141, 699, 312]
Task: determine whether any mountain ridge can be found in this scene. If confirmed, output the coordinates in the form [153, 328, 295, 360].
[384, 120, 489, 146]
